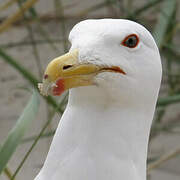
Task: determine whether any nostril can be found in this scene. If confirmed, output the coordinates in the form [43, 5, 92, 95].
[63, 65, 73, 70]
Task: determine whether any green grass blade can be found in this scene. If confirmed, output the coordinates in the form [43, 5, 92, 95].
[11, 94, 67, 179]
[21, 130, 55, 143]
[3, 167, 14, 179]
[20, 0, 37, 17]
[0, 90, 39, 174]
[157, 94, 180, 106]
[0, 146, 15, 180]
[0, 39, 63, 49]
[21, 0, 59, 52]
[17, 0, 42, 77]
[164, 44, 180, 64]
[153, 0, 177, 48]
[54, 0, 69, 52]
[0, 48, 63, 113]
[0, 48, 38, 85]
[133, 0, 164, 17]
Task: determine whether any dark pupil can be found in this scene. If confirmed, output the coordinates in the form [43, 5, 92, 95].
[125, 36, 137, 47]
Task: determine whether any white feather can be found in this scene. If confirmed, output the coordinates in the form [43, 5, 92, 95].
[35, 19, 162, 180]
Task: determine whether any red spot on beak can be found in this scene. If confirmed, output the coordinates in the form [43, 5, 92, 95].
[52, 79, 65, 96]
[44, 74, 48, 79]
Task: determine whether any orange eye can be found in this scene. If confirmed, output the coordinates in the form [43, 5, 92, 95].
[121, 34, 139, 48]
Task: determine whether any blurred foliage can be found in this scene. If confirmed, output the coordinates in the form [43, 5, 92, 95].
[0, 0, 179, 179]
[0, 90, 39, 175]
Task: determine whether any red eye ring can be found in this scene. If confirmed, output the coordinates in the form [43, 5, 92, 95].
[121, 34, 139, 48]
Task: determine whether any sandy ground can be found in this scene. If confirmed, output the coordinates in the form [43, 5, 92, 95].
[0, 0, 180, 179]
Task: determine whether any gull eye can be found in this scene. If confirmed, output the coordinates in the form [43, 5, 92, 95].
[121, 34, 139, 48]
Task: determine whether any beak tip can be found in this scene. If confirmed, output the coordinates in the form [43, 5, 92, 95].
[38, 83, 48, 96]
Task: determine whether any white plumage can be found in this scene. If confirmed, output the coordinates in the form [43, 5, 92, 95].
[35, 19, 162, 180]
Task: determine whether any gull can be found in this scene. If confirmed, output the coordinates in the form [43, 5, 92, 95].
[36, 19, 162, 180]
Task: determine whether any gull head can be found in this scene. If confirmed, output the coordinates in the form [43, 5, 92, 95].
[38, 19, 162, 107]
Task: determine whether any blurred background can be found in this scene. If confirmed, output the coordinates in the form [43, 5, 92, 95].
[0, 0, 179, 179]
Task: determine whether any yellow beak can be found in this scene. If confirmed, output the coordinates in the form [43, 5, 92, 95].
[38, 49, 125, 96]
